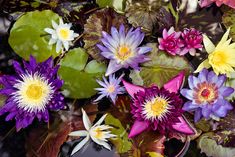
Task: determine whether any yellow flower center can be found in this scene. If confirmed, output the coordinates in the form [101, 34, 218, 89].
[116, 46, 132, 61]
[144, 96, 169, 120]
[107, 85, 115, 93]
[210, 51, 227, 66]
[94, 128, 103, 139]
[59, 28, 70, 40]
[26, 84, 43, 100]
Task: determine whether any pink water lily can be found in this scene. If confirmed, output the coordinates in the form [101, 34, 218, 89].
[199, 0, 235, 8]
[122, 72, 195, 138]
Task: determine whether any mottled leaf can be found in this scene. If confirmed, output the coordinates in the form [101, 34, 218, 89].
[96, 0, 126, 13]
[58, 48, 106, 99]
[222, 7, 235, 41]
[130, 43, 193, 87]
[83, 8, 128, 61]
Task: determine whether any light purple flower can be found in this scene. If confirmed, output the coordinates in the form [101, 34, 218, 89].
[0, 56, 65, 131]
[95, 74, 125, 104]
[181, 28, 203, 56]
[158, 27, 184, 56]
[97, 25, 152, 76]
[181, 69, 234, 122]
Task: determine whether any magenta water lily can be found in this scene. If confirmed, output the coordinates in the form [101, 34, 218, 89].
[95, 74, 125, 103]
[181, 69, 234, 122]
[97, 24, 152, 76]
[123, 72, 195, 138]
[0, 56, 65, 131]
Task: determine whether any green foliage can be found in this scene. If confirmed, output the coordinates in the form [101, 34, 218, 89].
[130, 43, 193, 87]
[96, 0, 125, 13]
[105, 114, 132, 153]
[58, 48, 106, 99]
[222, 7, 235, 41]
[9, 10, 60, 62]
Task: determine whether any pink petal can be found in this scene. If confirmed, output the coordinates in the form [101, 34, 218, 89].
[172, 116, 195, 135]
[128, 120, 149, 138]
[163, 71, 185, 93]
[122, 80, 145, 98]
[199, 0, 213, 7]
[226, 0, 235, 8]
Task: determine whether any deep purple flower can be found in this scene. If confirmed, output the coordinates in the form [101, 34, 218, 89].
[95, 74, 125, 103]
[97, 24, 152, 76]
[0, 56, 65, 131]
[158, 27, 184, 56]
[181, 69, 234, 122]
[123, 72, 195, 138]
[181, 28, 203, 56]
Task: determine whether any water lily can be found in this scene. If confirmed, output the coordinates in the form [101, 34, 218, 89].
[122, 72, 195, 138]
[0, 56, 65, 131]
[158, 27, 184, 56]
[44, 18, 79, 53]
[69, 109, 116, 155]
[97, 24, 152, 76]
[181, 68, 234, 122]
[199, 0, 235, 9]
[95, 74, 125, 104]
[195, 28, 235, 77]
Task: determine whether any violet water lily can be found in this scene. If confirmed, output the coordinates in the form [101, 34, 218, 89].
[97, 24, 152, 76]
[95, 74, 125, 104]
[0, 56, 65, 131]
[123, 72, 195, 138]
[181, 69, 234, 122]
[69, 109, 116, 155]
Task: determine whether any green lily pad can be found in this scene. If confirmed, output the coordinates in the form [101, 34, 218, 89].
[58, 48, 106, 99]
[105, 114, 132, 154]
[9, 10, 60, 62]
[96, 0, 126, 13]
[222, 7, 235, 41]
[130, 43, 193, 87]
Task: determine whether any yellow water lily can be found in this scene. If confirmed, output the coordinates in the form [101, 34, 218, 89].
[195, 28, 235, 77]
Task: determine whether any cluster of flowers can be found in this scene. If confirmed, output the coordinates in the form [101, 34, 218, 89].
[0, 10, 235, 155]
[158, 27, 203, 56]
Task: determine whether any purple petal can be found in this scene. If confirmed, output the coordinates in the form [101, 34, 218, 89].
[216, 75, 226, 87]
[105, 60, 122, 76]
[164, 71, 185, 93]
[172, 116, 195, 135]
[198, 68, 208, 83]
[183, 101, 198, 111]
[194, 109, 202, 122]
[219, 86, 234, 97]
[12, 61, 24, 74]
[122, 80, 145, 98]
[128, 120, 149, 138]
[180, 89, 193, 100]
[201, 107, 211, 119]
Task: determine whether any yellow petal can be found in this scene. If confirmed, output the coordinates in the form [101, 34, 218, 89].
[217, 28, 230, 47]
[194, 59, 211, 73]
[203, 34, 215, 54]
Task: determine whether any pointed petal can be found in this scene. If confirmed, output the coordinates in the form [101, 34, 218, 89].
[71, 135, 90, 155]
[94, 114, 107, 126]
[194, 59, 211, 73]
[218, 28, 230, 47]
[69, 130, 88, 137]
[203, 34, 215, 54]
[128, 120, 149, 138]
[105, 60, 122, 76]
[82, 108, 91, 130]
[172, 116, 195, 135]
[164, 71, 185, 93]
[122, 80, 145, 98]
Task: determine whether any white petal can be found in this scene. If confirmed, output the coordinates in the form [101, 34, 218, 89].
[203, 34, 215, 54]
[100, 141, 111, 150]
[56, 41, 62, 53]
[63, 41, 69, 51]
[44, 28, 55, 34]
[71, 135, 90, 155]
[94, 114, 107, 126]
[49, 38, 57, 45]
[59, 18, 64, 25]
[52, 20, 58, 29]
[69, 130, 88, 137]
[218, 28, 230, 47]
[82, 108, 92, 131]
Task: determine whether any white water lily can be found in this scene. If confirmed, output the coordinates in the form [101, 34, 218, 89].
[44, 18, 79, 53]
[69, 109, 116, 155]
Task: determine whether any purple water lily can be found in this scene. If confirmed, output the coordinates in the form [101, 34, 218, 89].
[0, 56, 65, 131]
[181, 69, 234, 122]
[97, 24, 152, 76]
[95, 74, 125, 104]
[123, 72, 195, 138]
